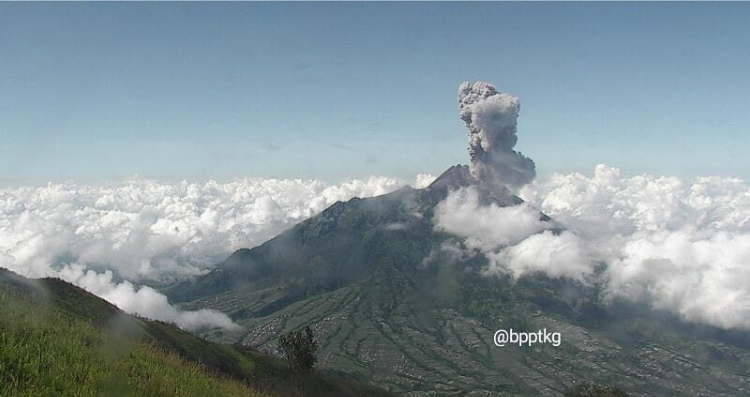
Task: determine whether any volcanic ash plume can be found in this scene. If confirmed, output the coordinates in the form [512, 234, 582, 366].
[458, 81, 536, 192]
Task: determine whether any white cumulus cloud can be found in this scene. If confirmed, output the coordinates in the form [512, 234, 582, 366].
[57, 264, 240, 331]
[435, 187, 550, 250]
[434, 186, 593, 283]
[438, 164, 750, 330]
[0, 175, 407, 330]
[518, 164, 750, 330]
[414, 174, 437, 189]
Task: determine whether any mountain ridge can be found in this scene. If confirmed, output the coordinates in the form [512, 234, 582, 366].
[167, 165, 750, 396]
[0, 267, 394, 397]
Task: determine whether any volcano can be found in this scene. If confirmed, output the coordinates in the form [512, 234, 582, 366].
[167, 165, 750, 397]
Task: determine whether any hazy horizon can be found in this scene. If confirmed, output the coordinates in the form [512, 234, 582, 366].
[2, 2, 750, 186]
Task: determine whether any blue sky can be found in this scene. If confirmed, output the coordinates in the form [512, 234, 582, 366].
[1, 2, 749, 185]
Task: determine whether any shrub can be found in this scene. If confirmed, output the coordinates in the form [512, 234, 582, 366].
[564, 382, 630, 397]
[278, 326, 318, 373]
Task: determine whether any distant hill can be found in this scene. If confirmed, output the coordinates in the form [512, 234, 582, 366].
[167, 165, 750, 396]
[0, 268, 394, 397]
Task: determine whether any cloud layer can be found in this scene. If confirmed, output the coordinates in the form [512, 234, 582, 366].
[0, 175, 412, 330]
[434, 186, 592, 283]
[436, 165, 750, 330]
[5, 163, 749, 332]
[522, 165, 750, 329]
[57, 264, 240, 331]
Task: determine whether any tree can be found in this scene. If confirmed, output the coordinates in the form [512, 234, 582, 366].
[278, 326, 318, 373]
[564, 382, 630, 397]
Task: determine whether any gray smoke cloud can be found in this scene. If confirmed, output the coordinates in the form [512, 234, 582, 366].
[458, 81, 536, 193]
[438, 84, 750, 330]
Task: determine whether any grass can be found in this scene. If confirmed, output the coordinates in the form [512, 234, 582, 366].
[0, 278, 267, 397]
[0, 268, 393, 397]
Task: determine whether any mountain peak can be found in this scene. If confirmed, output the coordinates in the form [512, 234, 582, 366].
[168, 164, 750, 397]
[428, 164, 474, 191]
[427, 164, 523, 207]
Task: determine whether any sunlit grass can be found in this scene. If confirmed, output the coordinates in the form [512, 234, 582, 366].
[0, 286, 266, 397]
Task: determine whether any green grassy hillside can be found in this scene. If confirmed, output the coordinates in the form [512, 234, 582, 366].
[0, 268, 393, 397]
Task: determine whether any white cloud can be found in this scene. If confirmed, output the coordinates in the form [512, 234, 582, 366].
[514, 165, 750, 330]
[604, 230, 750, 329]
[57, 264, 239, 331]
[434, 186, 593, 283]
[434, 187, 550, 251]
[0, 176, 405, 282]
[8, 165, 750, 332]
[413, 174, 437, 189]
[433, 165, 750, 329]
[486, 231, 592, 283]
[0, 175, 406, 330]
